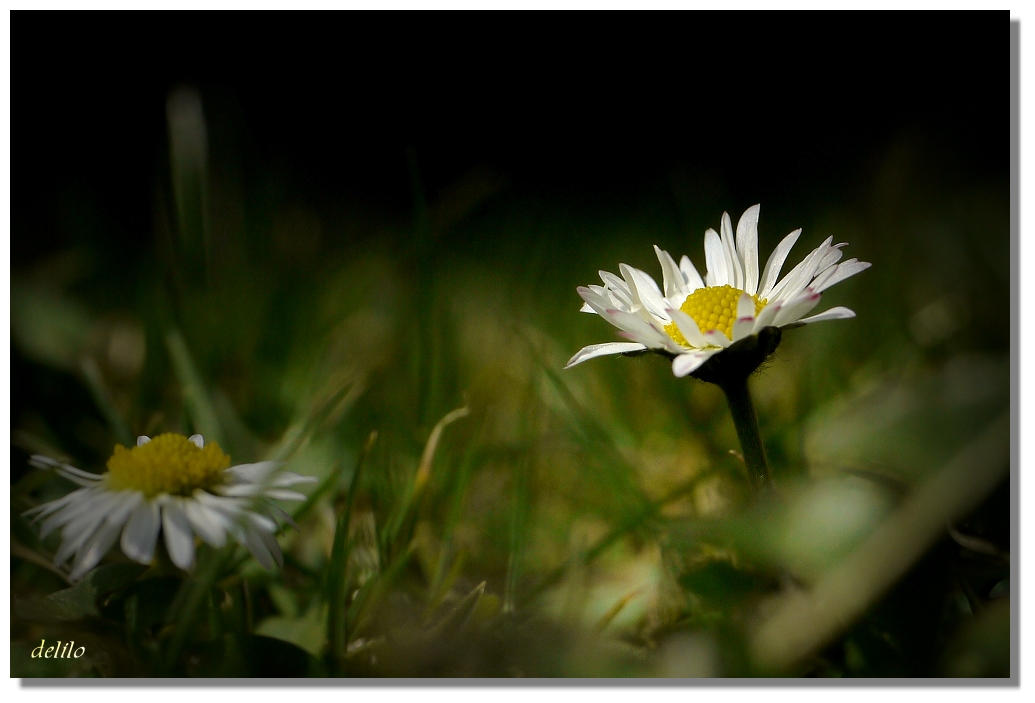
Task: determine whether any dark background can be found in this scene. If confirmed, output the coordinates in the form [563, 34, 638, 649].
[16, 14, 1007, 267]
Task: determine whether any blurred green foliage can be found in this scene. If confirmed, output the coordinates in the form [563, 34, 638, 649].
[11, 88, 1010, 679]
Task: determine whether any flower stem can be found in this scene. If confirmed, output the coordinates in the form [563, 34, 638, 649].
[720, 376, 773, 495]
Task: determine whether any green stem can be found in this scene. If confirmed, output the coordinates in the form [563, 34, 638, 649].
[720, 376, 773, 495]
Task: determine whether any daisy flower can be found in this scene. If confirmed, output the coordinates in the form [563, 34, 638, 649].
[566, 205, 870, 378]
[24, 433, 316, 580]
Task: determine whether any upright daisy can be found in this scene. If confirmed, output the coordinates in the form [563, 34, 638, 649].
[566, 204, 870, 379]
[24, 433, 316, 580]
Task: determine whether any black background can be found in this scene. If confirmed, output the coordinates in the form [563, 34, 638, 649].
[16, 12, 1007, 268]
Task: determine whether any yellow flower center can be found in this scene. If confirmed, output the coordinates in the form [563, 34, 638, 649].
[664, 284, 766, 345]
[105, 433, 231, 498]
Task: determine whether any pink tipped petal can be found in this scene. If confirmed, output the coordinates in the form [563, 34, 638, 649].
[797, 306, 857, 324]
[702, 329, 732, 348]
[752, 301, 782, 333]
[732, 316, 756, 342]
[679, 255, 705, 291]
[672, 349, 719, 378]
[564, 342, 648, 369]
[736, 205, 760, 295]
[758, 228, 802, 300]
[774, 292, 822, 327]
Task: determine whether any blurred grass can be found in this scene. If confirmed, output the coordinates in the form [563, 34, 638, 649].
[9, 92, 1010, 678]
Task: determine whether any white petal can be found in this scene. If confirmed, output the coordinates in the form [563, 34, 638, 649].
[736, 292, 755, 320]
[244, 528, 275, 570]
[667, 309, 709, 348]
[217, 483, 263, 498]
[703, 229, 729, 287]
[599, 271, 635, 309]
[24, 487, 90, 521]
[752, 301, 783, 333]
[702, 329, 731, 348]
[188, 434, 204, 449]
[768, 236, 834, 303]
[797, 306, 857, 325]
[758, 228, 802, 300]
[679, 255, 705, 292]
[579, 302, 594, 313]
[263, 489, 307, 501]
[732, 316, 756, 342]
[720, 212, 744, 290]
[265, 502, 299, 530]
[246, 511, 278, 533]
[774, 292, 822, 327]
[259, 529, 284, 569]
[184, 497, 227, 548]
[807, 264, 839, 293]
[71, 520, 124, 580]
[43, 488, 119, 540]
[106, 491, 143, 527]
[29, 456, 104, 487]
[654, 245, 687, 301]
[193, 490, 245, 518]
[136, 436, 152, 447]
[736, 205, 760, 295]
[603, 309, 677, 351]
[732, 293, 758, 342]
[54, 507, 108, 566]
[619, 264, 671, 322]
[162, 499, 196, 571]
[564, 342, 647, 369]
[671, 349, 720, 378]
[227, 461, 280, 484]
[812, 260, 871, 294]
[578, 286, 617, 318]
[270, 472, 318, 488]
[121, 499, 161, 564]
[816, 244, 846, 272]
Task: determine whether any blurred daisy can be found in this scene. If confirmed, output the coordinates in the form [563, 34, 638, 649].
[24, 433, 315, 580]
[566, 205, 870, 378]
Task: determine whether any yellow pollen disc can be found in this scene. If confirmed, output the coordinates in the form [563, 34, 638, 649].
[664, 284, 766, 345]
[105, 433, 231, 498]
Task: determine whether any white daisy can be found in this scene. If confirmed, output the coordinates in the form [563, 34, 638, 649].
[566, 205, 870, 378]
[24, 433, 316, 580]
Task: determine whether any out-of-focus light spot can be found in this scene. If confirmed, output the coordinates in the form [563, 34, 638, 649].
[107, 321, 146, 379]
[779, 476, 893, 579]
[656, 631, 720, 678]
[909, 295, 968, 347]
